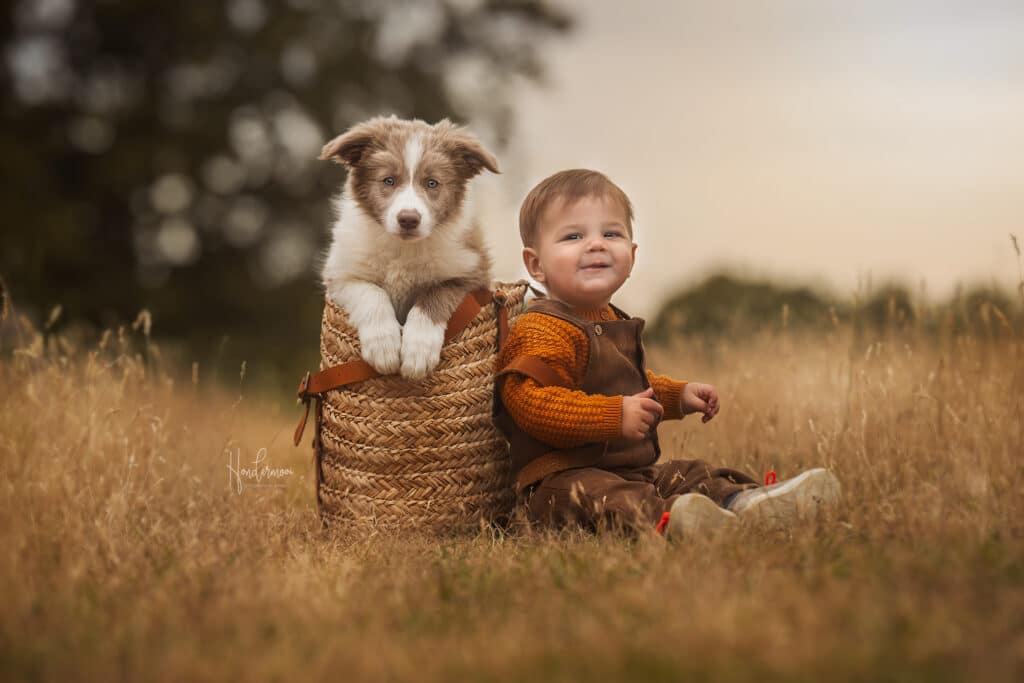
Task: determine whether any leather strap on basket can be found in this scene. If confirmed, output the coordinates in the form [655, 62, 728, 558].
[294, 287, 496, 446]
[444, 288, 492, 345]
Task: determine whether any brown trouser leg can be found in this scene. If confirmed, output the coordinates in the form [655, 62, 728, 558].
[642, 459, 759, 506]
[523, 458, 759, 533]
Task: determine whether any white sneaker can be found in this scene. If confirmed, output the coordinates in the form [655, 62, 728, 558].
[666, 493, 738, 539]
[727, 468, 841, 521]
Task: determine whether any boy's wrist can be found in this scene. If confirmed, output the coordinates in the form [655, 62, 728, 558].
[601, 396, 625, 441]
[661, 380, 687, 419]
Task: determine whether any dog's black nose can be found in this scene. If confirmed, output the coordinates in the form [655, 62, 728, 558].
[397, 210, 421, 232]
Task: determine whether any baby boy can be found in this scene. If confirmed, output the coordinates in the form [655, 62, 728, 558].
[493, 169, 840, 537]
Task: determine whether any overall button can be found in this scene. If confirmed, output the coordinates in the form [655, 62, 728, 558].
[594, 324, 603, 335]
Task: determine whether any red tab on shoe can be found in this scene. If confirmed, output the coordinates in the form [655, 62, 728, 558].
[764, 470, 778, 486]
[655, 511, 671, 535]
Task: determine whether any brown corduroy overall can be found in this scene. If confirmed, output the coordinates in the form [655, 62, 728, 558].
[494, 299, 758, 532]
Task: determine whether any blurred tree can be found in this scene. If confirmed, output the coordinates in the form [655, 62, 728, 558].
[648, 274, 1023, 347]
[0, 0, 570, 388]
[857, 283, 916, 332]
[943, 284, 1021, 337]
[648, 273, 834, 341]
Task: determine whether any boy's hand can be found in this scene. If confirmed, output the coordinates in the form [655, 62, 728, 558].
[682, 382, 720, 423]
[621, 387, 664, 440]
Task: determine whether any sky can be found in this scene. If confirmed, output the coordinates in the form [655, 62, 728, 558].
[472, 0, 1024, 317]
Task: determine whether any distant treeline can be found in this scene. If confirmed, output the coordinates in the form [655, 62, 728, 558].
[648, 273, 1024, 342]
[3, 271, 1020, 397]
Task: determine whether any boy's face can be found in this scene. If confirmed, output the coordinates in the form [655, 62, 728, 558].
[523, 194, 637, 310]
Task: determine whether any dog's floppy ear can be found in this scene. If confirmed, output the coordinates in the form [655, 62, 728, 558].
[435, 119, 500, 177]
[457, 136, 500, 177]
[320, 120, 382, 167]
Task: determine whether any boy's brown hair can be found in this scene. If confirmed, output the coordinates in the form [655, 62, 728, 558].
[518, 169, 634, 248]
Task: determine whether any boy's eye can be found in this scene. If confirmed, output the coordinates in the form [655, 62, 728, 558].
[383, 177, 395, 186]
[560, 233, 581, 241]
[604, 231, 623, 239]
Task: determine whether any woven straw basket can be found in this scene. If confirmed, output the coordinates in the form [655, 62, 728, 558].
[295, 281, 528, 533]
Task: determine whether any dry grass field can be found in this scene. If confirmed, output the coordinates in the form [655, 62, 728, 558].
[1, 304, 1022, 682]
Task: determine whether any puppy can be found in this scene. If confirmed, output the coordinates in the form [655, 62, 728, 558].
[320, 116, 499, 379]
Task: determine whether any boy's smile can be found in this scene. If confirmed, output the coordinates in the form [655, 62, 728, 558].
[523, 194, 637, 311]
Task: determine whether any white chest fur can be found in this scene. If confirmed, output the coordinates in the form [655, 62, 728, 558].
[321, 196, 482, 321]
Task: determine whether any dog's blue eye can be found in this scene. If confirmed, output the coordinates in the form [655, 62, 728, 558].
[426, 178, 439, 189]
[383, 177, 395, 186]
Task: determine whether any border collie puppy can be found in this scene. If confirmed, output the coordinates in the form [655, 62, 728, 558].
[319, 116, 499, 379]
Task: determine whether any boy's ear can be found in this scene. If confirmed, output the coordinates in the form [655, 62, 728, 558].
[624, 242, 638, 278]
[522, 247, 545, 283]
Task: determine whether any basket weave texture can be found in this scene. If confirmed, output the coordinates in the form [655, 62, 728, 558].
[316, 281, 528, 532]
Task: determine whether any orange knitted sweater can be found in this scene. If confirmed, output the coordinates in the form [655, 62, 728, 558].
[498, 304, 688, 449]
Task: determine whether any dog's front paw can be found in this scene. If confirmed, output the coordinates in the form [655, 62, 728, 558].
[400, 308, 445, 380]
[358, 318, 402, 375]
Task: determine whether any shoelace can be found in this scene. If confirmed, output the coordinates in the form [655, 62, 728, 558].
[655, 511, 671, 535]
